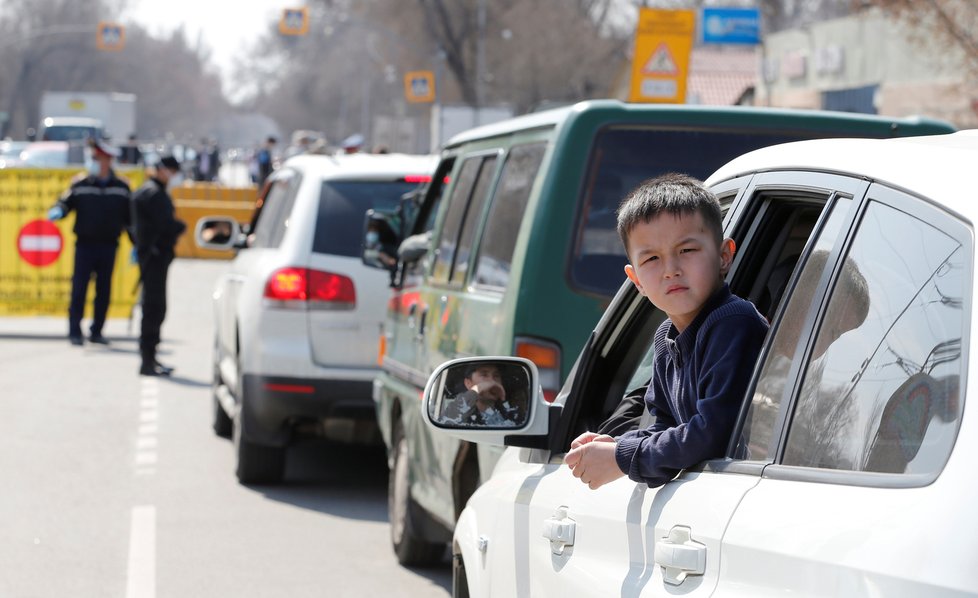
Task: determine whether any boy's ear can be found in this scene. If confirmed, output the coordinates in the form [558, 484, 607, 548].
[720, 238, 736, 274]
[624, 264, 643, 293]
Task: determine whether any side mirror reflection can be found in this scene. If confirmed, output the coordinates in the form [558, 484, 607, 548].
[426, 360, 532, 429]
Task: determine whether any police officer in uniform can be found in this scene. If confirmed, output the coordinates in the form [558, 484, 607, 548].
[131, 155, 186, 376]
[49, 138, 132, 346]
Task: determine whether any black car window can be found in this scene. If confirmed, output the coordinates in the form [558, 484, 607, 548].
[312, 180, 420, 257]
[570, 127, 833, 297]
[473, 143, 547, 289]
[781, 200, 966, 476]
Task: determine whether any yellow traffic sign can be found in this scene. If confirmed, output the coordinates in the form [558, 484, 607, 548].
[279, 8, 309, 36]
[404, 70, 436, 103]
[628, 8, 694, 103]
[96, 21, 125, 51]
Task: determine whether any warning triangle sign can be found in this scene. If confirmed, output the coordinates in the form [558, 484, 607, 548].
[641, 43, 678, 76]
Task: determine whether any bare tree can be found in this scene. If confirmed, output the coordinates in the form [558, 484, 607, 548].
[0, 0, 230, 141]
[865, 0, 978, 74]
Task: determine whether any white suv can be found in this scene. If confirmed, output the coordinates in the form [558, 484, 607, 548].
[422, 132, 976, 596]
[198, 152, 436, 484]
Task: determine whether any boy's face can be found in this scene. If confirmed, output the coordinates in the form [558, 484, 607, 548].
[624, 210, 733, 331]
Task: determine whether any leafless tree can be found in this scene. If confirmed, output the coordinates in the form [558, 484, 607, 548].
[864, 0, 978, 74]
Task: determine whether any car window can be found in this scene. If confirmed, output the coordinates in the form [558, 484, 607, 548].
[473, 143, 547, 289]
[781, 200, 966, 475]
[569, 127, 833, 297]
[451, 155, 498, 283]
[312, 180, 420, 257]
[737, 196, 853, 461]
[431, 156, 491, 283]
[251, 175, 299, 249]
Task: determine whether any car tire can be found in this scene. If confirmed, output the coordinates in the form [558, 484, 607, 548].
[212, 361, 232, 438]
[389, 427, 445, 566]
[232, 394, 285, 485]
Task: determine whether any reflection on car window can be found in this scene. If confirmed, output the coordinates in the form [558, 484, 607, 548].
[452, 156, 498, 283]
[740, 197, 852, 461]
[251, 177, 296, 249]
[473, 143, 547, 289]
[431, 158, 482, 282]
[783, 201, 965, 475]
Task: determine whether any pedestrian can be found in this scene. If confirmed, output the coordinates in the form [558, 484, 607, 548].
[48, 138, 132, 346]
[256, 136, 276, 186]
[119, 133, 142, 165]
[131, 155, 187, 376]
[340, 133, 364, 154]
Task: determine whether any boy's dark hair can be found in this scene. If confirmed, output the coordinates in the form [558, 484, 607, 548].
[616, 173, 723, 257]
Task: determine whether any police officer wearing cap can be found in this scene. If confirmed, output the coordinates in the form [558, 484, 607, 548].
[131, 155, 187, 376]
[48, 138, 132, 346]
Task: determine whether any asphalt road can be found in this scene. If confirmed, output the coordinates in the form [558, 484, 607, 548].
[0, 258, 451, 598]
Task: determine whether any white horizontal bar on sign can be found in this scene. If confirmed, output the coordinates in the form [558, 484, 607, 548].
[19, 235, 62, 251]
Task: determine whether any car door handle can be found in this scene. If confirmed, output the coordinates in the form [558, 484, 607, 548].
[542, 506, 575, 556]
[654, 526, 706, 585]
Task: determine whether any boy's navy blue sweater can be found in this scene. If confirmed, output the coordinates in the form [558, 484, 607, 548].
[615, 284, 768, 487]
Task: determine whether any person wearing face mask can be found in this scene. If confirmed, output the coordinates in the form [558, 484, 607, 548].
[48, 138, 132, 346]
[131, 155, 187, 376]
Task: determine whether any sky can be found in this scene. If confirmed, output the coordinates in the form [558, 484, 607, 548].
[123, 0, 299, 88]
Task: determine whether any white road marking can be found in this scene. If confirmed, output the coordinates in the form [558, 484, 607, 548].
[125, 505, 156, 598]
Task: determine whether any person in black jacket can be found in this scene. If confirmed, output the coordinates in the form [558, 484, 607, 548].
[131, 155, 186, 376]
[48, 138, 132, 346]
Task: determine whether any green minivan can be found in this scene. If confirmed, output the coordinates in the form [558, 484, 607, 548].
[362, 100, 954, 565]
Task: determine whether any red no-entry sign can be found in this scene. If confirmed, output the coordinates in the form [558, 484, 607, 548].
[17, 219, 64, 267]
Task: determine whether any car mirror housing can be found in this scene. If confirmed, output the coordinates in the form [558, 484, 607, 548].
[422, 356, 553, 446]
[194, 216, 241, 251]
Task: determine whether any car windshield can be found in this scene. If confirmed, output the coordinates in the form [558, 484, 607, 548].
[312, 179, 420, 256]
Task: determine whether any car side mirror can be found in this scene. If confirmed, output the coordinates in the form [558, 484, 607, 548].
[397, 231, 431, 264]
[422, 357, 554, 447]
[195, 216, 241, 250]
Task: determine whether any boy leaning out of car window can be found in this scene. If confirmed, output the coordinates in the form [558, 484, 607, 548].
[565, 174, 769, 489]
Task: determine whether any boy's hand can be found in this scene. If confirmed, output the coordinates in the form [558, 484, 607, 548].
[565, 434, 624, 490]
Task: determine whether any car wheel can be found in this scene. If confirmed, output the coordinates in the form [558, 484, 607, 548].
[212, 360, 232, 438]
[389, 426, 445, 566]
[232, 388, 285, 485]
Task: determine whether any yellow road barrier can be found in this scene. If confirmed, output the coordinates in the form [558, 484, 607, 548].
[0, 170, 256, 317]
[171, 185, 257, 259]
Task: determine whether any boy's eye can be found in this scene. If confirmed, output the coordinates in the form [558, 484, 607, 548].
[644, 255, 658, 263]
[680, 247, 697, 254]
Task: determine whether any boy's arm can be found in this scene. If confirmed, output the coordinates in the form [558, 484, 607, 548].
[615, 314, 768, 487]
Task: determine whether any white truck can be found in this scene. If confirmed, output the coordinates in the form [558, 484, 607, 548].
[38, 91, 137, 143]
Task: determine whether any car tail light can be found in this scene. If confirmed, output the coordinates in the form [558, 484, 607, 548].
[403, 174, 431, 183]
[263, 267, 356, 310]
[515, 336, 561, 403]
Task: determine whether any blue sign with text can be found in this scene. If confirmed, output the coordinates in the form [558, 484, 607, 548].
[702, 7, 761, 45]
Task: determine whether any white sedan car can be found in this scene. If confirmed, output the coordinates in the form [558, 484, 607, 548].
[199, 152, 436, 484]
[423, 131, 976, 597]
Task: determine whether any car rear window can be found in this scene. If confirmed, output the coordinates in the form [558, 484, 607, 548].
[570, 126, 833, 297]
[312, 180, 420, 256]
